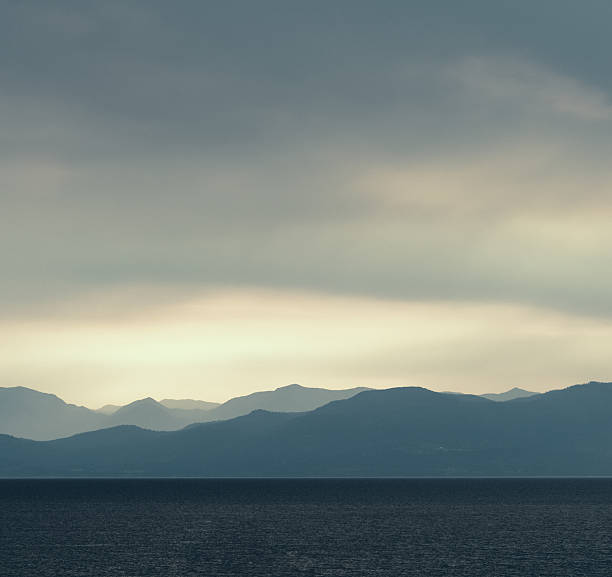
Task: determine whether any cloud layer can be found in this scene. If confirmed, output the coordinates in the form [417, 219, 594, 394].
[2, 2, 612, 402]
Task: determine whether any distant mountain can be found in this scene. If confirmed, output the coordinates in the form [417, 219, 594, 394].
[95, 404, 122, 415]
[0, 388, 204, 439]
[107, 385, 369, 430]
[0, 387, 107, 441]
[442, 388, 540, 401]
[205, 383, 371, 421]
[97, 399, 219, 414]
[105, 397, 225, 431]
[160, 399, 220, 411]
[481, 387, 539, 402]
[2, 381, 612, 477]
[0, 384, 369, 440]
[107, 398, 186, 430]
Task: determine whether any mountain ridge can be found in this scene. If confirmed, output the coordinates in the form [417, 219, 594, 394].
[0, 384, 370, 440]
[2, 381, 611, 477]
[481, 387, 539, 402]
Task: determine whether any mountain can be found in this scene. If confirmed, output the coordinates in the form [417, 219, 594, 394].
[0, 384, 369, 440]
[106, 398, 186, 430]
[0, 387, 107, 441]
[0, 388, 202, 439]
[204, 383, 371, 421]
[481, 387, 539, 402]
[95, 404, 122, 414]
[106, 398, 224, 431]
[95, 385, 368, 430]
[160, 399, 220, 411]
[441, 388, 540, 401]
[97, 399, 220, 415]
[98, 384, 372, 432]
[2, 381, 612, 477]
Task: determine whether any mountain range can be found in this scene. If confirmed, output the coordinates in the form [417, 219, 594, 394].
[0, 384, 369, 440]
[1, 381, 610, 477]
[480, 387, 539, 401]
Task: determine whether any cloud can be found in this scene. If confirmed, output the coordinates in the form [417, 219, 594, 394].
[2, 2, 612, 399]
[452, 57, 612, 121]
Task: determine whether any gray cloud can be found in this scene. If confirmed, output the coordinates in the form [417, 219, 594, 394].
[2, 0, 612, 320]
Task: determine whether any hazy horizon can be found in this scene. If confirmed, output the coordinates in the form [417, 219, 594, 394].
[0, 379, 577, 411]
[3, 2, 612, 407]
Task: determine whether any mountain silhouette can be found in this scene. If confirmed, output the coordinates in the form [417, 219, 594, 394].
[0, 387, 107, 440]
[481, 387, 539, 401]
[204, 384, 371, 421]
[2, 381, 611, 477]
[0, 384, 368, 440]
[159, 399, 220, 411]
[106, 398, 186, 430]
[95, 404, 122, 415]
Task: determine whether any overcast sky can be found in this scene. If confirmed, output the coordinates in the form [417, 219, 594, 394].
[2, 1, 612, 407]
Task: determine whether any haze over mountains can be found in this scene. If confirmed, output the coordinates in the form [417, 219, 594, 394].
[0, 387, 108, 442]
[159, 399, 221, 411]
[481, 388, 539, 402]
[0, 384, 369, 440]
[1, 381, 610, 477]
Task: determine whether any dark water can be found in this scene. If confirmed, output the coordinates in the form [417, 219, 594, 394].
[1, 479, 612, 576]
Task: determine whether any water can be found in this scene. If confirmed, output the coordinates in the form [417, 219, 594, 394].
[1, 479, 611, 576]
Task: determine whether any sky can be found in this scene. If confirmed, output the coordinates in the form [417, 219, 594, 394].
[2, 1, 612, 407]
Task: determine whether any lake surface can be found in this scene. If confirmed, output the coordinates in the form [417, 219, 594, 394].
[1, 478, 611, 576]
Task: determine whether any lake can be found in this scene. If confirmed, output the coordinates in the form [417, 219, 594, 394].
[1, 478, 611, 576]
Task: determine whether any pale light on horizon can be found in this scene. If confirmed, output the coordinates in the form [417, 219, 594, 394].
[1, 287, 610, 408]
[2, 3, 612, 409]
